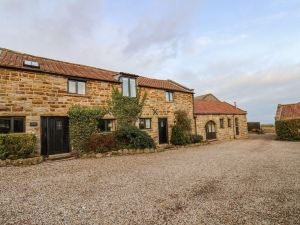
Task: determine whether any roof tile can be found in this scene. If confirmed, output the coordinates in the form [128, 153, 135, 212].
[276, 103, 300, 120]
[194, 99, 246, 115]
[0, 48, 192, 93]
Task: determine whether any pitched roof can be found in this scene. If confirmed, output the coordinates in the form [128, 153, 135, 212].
[0, 48, 193, 93]
[194, 99, 247, 115]
[195, 93, 220, 101]
[275, 102, 300, 120]
[0, 48, 118, 82]
[137, 77, 193, 93]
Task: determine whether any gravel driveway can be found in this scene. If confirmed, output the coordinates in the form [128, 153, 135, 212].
[1, 134, 299, 225]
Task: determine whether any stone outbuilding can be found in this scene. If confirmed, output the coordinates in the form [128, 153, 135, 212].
[194, 94, 248, 141]
[275, 102, 300, 121]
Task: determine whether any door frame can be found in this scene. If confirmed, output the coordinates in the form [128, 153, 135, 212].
[40, 116, 70, 156]
[158, 118, 168, 144]
[205, 120, 217, 140]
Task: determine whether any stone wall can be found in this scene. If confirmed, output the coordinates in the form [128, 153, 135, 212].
[195, 114, 248, 141]
[0, 68, 194, 152]
[137, 87, 194, 143]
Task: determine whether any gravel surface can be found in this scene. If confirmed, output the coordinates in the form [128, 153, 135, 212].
[0, 134, 299, 225]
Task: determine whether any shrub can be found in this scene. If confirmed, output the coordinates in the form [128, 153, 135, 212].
[275, 119, 300, 141]
[171, 110, 192, 145]
[86, 132, 117, 153]
[171, 125, 191, 145]
[0, 133, 37, 160]
[191, 134, 203, 143]
[68, 105, 106, 152]
[116, 125, 155, 149]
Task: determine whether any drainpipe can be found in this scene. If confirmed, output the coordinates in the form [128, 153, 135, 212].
[192, 93, 197, 135]
[233, 114, 236, 139]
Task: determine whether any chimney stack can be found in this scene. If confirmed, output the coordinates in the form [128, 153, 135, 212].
[234, 101, 237, 108]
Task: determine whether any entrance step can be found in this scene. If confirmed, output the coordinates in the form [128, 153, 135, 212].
[47, 153, 74, 161]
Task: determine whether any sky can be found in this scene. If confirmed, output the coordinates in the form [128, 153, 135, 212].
[1, 0, 300, 123]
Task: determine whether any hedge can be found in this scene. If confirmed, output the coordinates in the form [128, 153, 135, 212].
[275, 119, 300, 141]
[0, 133, 37, 160]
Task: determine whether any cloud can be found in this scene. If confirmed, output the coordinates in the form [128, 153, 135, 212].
[0, 0, 299, 123]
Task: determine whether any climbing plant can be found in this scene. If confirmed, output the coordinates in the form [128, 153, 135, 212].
[68, 105, 107, 152]
[108, 87, 147, 128]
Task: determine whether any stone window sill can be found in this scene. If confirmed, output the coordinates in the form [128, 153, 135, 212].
[65, 93, 91, 98]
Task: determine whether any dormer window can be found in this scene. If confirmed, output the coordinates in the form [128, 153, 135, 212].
[121, 77, 136, 97]
[23, 60, 39, 68]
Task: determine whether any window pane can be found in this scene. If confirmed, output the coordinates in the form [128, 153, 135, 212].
[98, 120, 106, 132]
[68, 80, 76, 93]
[0, 118, 11, 133]
[122, 78, 129, 96]
[165, 92, 169, 101]
[169, 92, 173, 101]
[13, 118, 24, 133]
[139, 119, 145, 129]
[77, 81, 86, 95]
[107, 120, 113, 132]
[129, 79, 136, 97]
[145, 119, 151, 129]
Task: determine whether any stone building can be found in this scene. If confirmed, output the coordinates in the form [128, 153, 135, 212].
[0, 48, 194, 155]
[194, 94, 248, 141]
[275, 102, 300, 121]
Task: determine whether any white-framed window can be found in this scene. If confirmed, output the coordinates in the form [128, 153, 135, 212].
[121, 77, 136, 97]
[139, 118, 151, 129]
[165, 91, 173, 102]
[68, 79, 86, 95]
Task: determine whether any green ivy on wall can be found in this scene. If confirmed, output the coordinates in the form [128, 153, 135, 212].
[108, 87, 147, 128]
[68, 105, 106, 152]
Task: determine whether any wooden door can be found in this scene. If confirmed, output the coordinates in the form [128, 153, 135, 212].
[41, 117, 69, 155]
[158, 118, 168, 144]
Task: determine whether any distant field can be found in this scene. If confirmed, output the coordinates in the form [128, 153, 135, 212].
[261, 124, 275, 133]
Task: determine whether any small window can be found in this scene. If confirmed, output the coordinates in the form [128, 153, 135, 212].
[220, 118, 224, 129]
[139, 118, 151, 129]
[228, 118, 232, 127]
[0, 117, 25, 133]
[98, 119, 114, 132]
[165, 91, 173, 102]
[23, 60, 40, 68]
[121, 77, 136, 97]
[68, 79, 86, 95]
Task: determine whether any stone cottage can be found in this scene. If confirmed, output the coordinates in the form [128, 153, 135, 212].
[194, 94, 248, 141]
[0, 48, 194, 155]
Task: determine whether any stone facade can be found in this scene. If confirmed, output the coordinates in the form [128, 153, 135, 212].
[138, 87, 194, 143]
[0, 68, 194, 153]
[195, 114, 248, 141]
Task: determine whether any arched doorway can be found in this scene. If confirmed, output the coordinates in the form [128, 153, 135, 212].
[205, 121, 216, 140]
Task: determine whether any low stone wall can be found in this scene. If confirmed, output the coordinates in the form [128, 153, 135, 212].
[0, 156, 43, 167]
[0, 143, 208, 166]
[80, 142, 208, 159]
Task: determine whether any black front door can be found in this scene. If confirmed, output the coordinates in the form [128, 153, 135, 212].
[158, 118, 168, 144]
[41, 117, 69, 155]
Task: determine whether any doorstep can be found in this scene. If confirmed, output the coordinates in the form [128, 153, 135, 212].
[46, 153, 74, 161]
